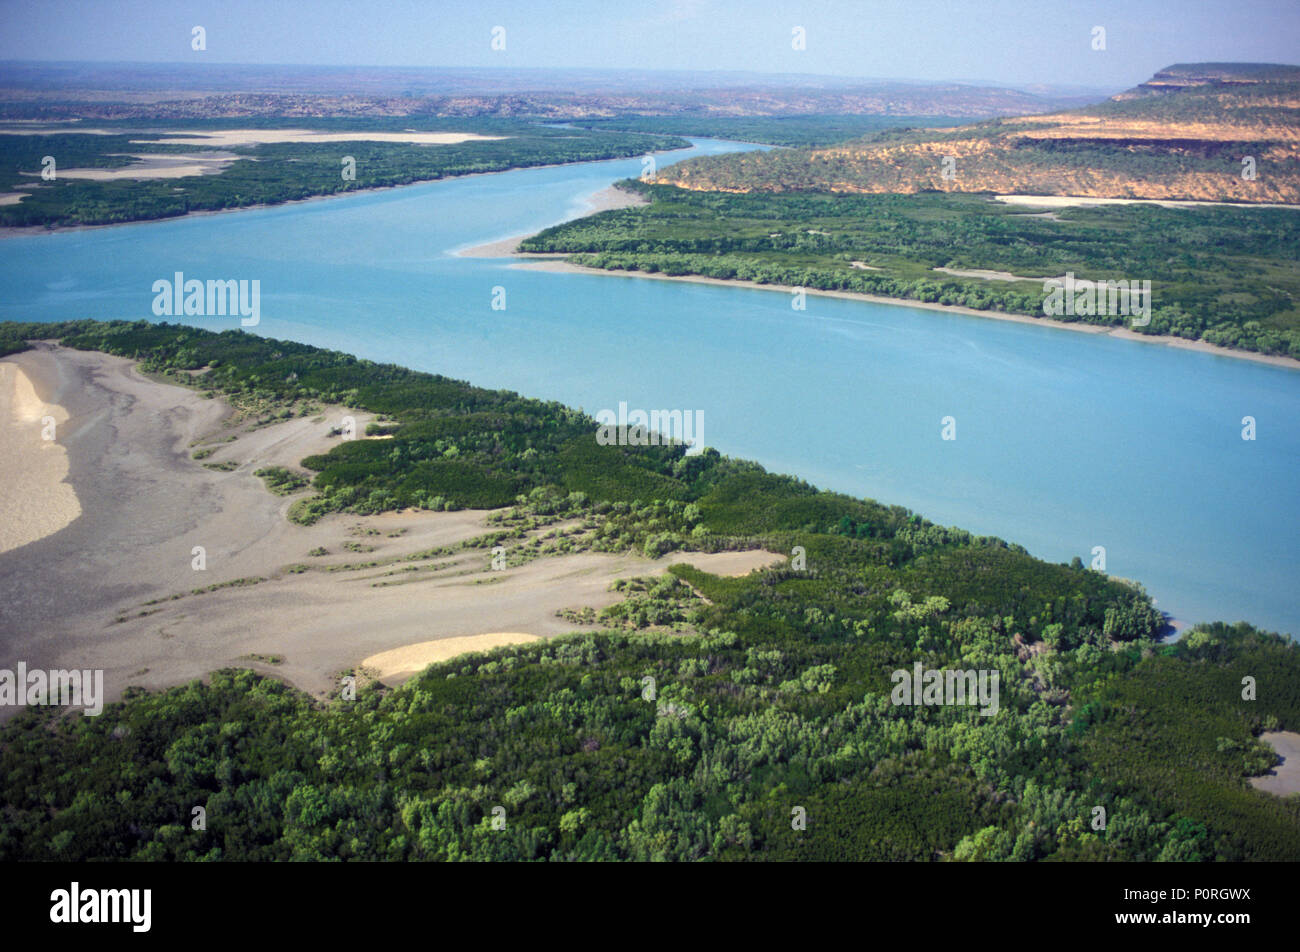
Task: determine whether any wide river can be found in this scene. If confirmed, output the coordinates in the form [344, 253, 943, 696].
[1, 139, 1297, 635]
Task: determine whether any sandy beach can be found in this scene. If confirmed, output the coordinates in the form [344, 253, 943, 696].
[511, 258, 1300, 372]
[0, 343, 783, 716]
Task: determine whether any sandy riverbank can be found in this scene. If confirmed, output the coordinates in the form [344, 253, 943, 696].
[454, 184, 647, 258]
[0, 343, 783, 716]
[511, 258, 1300, 372]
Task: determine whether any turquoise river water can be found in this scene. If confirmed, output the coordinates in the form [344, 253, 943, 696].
[1, 138, 1296, 634]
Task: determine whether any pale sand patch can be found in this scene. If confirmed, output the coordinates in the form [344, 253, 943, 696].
[33, 153, 235, 181]
[511, 258, 1300, 372]
[850, 261, 881, 270]
[454, 185, 646, 258]
[362, 633, 540, 680]
[34, 163, 224, 182]
[0, 359, 80, 554]
[934, 266, 1067, 283]
[672, 549, 785, 576]
[581, 184, 648, 215]
[127, 129, 505, 148]
[356, 553, 777, 685]
[0, 193, 25, 206]
[1251, 731, 1300, 796]
[994, 194, 1300, 211]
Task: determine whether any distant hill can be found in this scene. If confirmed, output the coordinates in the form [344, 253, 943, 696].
[656, 63, 1300, 204]
[1115, 62, 1300, 98]
[0, 61, 1106, 121]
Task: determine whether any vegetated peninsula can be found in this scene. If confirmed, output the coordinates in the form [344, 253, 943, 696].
[518, 183, 1300, 359]
[0, 119, 689, 228]
[1, 319, 1297, 862]
[655, 64, 1300, 204]
[515, 64, 1300, 362]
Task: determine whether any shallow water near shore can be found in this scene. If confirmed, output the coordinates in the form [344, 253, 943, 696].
[0, 138, 1297, 635]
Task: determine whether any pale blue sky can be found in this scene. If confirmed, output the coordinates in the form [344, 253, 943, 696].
[1, 0, 1297, 87]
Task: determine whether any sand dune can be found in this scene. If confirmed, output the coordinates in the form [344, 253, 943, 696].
[0, 358, 80, 554]
[0, 344, 785, 716]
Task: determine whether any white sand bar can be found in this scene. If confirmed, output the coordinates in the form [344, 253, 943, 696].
[128, 129, 506, 148]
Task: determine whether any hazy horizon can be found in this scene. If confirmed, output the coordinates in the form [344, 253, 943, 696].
[1, 0, 1297, 89]
[0, 60, 1134, 98]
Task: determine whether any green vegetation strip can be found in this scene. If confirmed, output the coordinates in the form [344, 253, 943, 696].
[0, 119, 688, 228]
[521, 183, 1300, 358]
